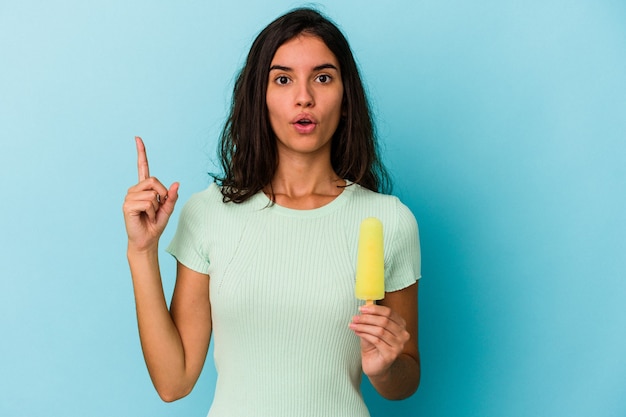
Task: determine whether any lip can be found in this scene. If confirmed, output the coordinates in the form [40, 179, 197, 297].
[291, 113, 318, 124]
[291, 113, 318, 134]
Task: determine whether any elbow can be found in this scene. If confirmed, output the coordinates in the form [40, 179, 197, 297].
[158, 392, 183, 403]
[398, 353, 421, 399]
[377, 355, 421, 400]
[395, 360, 421, 399]
[402, 367, 421, 399]
[147, 367, 197, 402]
[155, 383, 193, 403]
[382, 378, 420, 401]
[401, 375, 421, 400]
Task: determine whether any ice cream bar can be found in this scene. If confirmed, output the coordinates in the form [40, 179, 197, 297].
[355, 217, 384, 304]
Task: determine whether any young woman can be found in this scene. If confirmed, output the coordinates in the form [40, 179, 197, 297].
[123, 8, 420, 416]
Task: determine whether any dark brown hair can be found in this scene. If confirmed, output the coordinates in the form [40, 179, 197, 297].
[214, 7, 391, 203]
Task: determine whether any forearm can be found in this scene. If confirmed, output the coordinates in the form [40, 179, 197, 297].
[128, 248, 191, 401]
[368, 353, 420, 400]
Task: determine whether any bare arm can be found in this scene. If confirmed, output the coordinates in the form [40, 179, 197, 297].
[123, 137, 212, 401]
[128, 253, 211, 401]
[350, 282, 420, 399]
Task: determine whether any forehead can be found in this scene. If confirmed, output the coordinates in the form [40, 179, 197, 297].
[270, 34, 339, 68]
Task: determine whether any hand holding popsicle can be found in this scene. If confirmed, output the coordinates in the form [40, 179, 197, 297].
[351, 217, 411, 378]
[350, 303, 411, 378]
[123, 136, 179, 252]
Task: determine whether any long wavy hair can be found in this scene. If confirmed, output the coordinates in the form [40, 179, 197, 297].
[214, 7, 391, 203]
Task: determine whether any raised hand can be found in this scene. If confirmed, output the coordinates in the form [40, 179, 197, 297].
[349, 304, 411, 378]
[123, 136, 179, 252]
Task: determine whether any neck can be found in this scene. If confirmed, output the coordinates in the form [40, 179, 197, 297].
[266, 153, 345, 208]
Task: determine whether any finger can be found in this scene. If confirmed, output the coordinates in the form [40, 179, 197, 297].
[359, 305, 406, 328]
[351, 323, 409, 356]
[136, 136, 150, 181]
[357, 320, 405, 343]
[156, 182, 180, 219]
[123, 199, 157, 223]
[128, 177, 169, 200]
[125, 190, 162, 213]
[354, 329, 394, 350]
[351, 312, 407, 342]
[144, 202, 157, 223]
[162, 182, 180, 212]
[350, 319, 393, 340]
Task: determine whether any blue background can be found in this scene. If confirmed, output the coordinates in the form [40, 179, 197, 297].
[1, 1, 625, 416]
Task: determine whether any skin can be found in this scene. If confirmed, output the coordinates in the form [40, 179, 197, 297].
[267, 34, 420, 398]
[122, 34, 419, 403]
[265, 34, 347, 208]
[123, 137, 211, 401]
[352, 286, 420, 399]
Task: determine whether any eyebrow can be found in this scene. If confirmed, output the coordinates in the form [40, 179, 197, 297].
[269, 63, 339, 72]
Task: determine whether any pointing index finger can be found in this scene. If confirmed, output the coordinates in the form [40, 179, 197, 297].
[135, 136, 150, 181]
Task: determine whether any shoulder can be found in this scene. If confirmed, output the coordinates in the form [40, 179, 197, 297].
[176, 183, 221, 219]
[348, 184, 419, 247]
[181, 182, 257, 211]
[341, 184, 421, 287]
[184, 182, 222, 205]
[346, 184, 417, 224]
[178, 182, 266, 227]
[177, 182, 217, 208]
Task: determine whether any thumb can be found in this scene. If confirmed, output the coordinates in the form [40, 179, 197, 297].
[160, 182, 180, 217]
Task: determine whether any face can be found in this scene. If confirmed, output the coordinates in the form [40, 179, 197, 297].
[266, 34, 344, 158]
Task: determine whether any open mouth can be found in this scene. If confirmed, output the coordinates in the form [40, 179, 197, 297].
[292, 114, 317, 132]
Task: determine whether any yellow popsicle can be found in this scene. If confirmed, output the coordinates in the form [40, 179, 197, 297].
[355, 217, 384, 305]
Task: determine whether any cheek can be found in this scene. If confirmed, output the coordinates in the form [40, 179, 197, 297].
[334, 87, 344, 113]
[332, 93, 345, 121]
[265, 95, 280, 125]
[266, 95, 285, 137]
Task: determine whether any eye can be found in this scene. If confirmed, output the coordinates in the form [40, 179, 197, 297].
[275, 75, 291, 85]
[316, 74, 332, 84]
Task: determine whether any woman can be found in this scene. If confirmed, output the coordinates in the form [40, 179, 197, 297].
[123, 7, 420, 416]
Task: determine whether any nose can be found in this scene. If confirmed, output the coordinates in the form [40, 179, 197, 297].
[296, 82, 314, 108]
